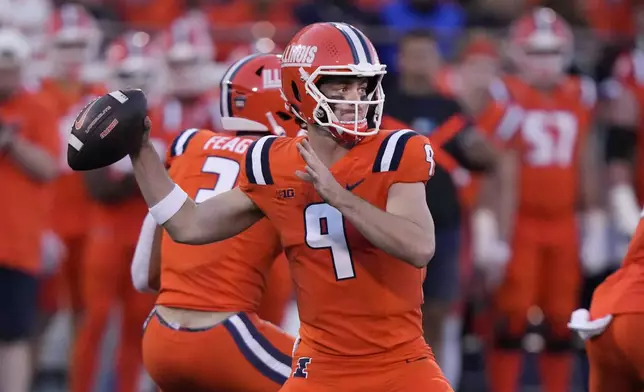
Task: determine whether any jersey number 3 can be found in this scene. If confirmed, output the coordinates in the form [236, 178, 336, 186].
[195, 156, 240, 203]
[304, 203, 355, 280]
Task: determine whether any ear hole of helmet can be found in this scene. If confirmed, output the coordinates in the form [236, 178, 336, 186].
[291, 81, 301, 102]
[276, 111, 292, 121]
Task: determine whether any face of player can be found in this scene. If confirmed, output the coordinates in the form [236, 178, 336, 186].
[318, 76, 370, 124]
[398, 37, 441, 82]
[459, 54, 500, 91]
[167, 57, 206, 97]
[115, 68, 154, 91]
[51, 40, 91, 80]
[519, 48, 568, 88]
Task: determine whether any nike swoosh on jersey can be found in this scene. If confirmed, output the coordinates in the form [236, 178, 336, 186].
[345, 178, 365, 191]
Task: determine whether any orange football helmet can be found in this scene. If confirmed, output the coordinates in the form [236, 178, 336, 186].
[106, 31, 160, 91]
[220, 53, 300, 136]
[46, 3, 100, 79]
[280, 22, 385, 145]
[508, 7, 573, 84]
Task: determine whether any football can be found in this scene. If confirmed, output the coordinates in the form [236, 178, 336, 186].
[67, 89, 148, 171]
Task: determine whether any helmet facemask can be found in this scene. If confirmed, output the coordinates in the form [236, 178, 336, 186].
[301, 63, 386, 144]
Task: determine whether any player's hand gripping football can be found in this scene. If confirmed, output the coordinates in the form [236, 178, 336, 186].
[296, 139, 346, 205]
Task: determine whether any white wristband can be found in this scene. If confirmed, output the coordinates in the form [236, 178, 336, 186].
[149, 185, 188, 225]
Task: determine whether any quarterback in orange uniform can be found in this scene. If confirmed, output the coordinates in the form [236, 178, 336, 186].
[135, 53, 298, 391]
[127, 22, 451, 391]
[479, 8, 607, 392]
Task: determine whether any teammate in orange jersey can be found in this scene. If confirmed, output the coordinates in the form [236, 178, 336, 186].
[148, 15, 221, 140]
[67, 32, 162, 392]
[126, 22, 451, 391]
[0, 27, 60, 392]
[36, 3, 106, 329]
[132, 53, 298, 391]
[568, 211, 644, 391]
[480, 8, 608, 392]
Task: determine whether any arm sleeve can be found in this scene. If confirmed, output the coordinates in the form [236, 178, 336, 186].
[238, 135, 280, 213]
[389, 132, 434, 185]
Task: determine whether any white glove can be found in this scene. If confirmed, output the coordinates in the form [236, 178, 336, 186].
[472, 209, 511, 289]
[567, 308, 612, 341]
[40, 230, 66, 277]
[609, 184, 641, 236]
[580, 209, 610, 275]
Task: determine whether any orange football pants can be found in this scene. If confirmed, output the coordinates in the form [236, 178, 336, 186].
[281, 338, 453, 392]
[142, 310, 294, 391]
[258, 253, 292, 326]
[69, 229, 155, 392]
[586, 314, 644, 392]
[494, 215, 581, 337]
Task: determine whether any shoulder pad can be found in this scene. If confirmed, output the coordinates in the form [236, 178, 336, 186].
[244, 135, 278, 185]
[169, 128, 201, 158]
[373, 129, 418, 173]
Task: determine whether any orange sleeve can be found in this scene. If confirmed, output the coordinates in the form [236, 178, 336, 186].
[164, 128, 204, 168]
[238, 136, 280, 211]
[389, 132, 434, 185]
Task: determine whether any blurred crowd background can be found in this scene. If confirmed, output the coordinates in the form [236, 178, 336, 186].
[0, 0, 642, 391]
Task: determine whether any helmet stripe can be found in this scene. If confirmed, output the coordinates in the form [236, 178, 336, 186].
[220, 53, 264, 119]
[331, 23, 368, 64]
[346, 24, 373, 64]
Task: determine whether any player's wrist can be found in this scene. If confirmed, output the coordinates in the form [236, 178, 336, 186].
[130, 139, 155, 160]
[331, 186, 358, 212]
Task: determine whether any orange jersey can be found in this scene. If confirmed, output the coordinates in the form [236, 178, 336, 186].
[37, 79, 106, 237]
[0, 89, 60, 274]
[488, 75, 596, 217]
[239, 130, 434, 357]
[591, 211, 644, 316]
[157, 129, 282, 312]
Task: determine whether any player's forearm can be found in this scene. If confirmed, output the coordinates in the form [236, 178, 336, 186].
[132, 144, 260, 244]
[131, 141, 202, 243]
[334, 190, 434, 268]
[6, 136, 58, 182]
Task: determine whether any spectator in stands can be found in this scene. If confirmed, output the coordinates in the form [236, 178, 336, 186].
[381, 29, 496, 387]
[0, 28, 59, 392]
[379, 0, 465, 71]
